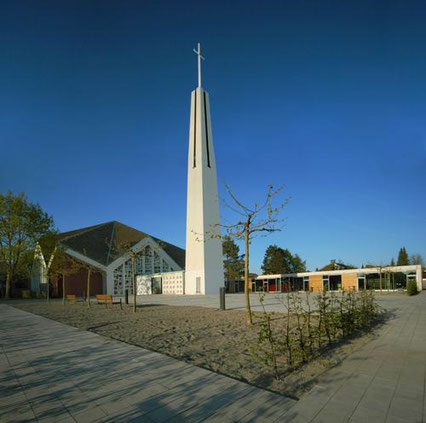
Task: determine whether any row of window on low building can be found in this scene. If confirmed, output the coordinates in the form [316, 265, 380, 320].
[227, 271, 418, 293]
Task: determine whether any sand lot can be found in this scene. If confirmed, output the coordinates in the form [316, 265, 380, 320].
[14, 301, 378, 398]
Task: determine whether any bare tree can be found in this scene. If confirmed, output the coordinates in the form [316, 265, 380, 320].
[37, 233, 58, 303]
[76, 249, 101, 308]
[45, 247, 55, 303]
[379, 265, 391, 291]
[40, 240, 97, 306]
[46, 247, 81, 305]
[373, 263, 392, 291]
[377, 264, 384, 291]
[410, 254, 424, 266]
[36, 232, 83, 304]
[218, 184, 288, 325]
[118, 240, 166, 313]
[120, 245, 138, 313]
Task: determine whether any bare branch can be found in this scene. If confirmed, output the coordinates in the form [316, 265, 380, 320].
[221, 196, 248, 217]
[208, 181, 289, 325]
[225, 184, 254, 214]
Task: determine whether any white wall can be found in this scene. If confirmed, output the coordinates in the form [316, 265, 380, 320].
[136, 271, 185, 295]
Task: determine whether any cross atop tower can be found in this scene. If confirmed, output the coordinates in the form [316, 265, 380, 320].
[186, 43, 224, 295]
[193, 42, 205, 88]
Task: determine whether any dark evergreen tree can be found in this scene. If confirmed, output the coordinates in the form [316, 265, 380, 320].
[262, 245, 284, 274]
[292, 253, 307, 272]
[397, 247, 410, 266]
[222, 236, 244, 282]
[261, 245, 306, 274]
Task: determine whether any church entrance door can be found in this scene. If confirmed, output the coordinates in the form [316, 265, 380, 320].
[152, 277, 162, 294]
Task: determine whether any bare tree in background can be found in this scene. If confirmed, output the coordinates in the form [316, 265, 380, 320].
[378, 264, 392, 291]
[48, 248, 81, 305]
[410, 254, 424, 266]
[119, 240, 166, 313]
[119, 242, 138, 313]
[217, 184, 288, 325]
[37, 232, 85, 304]
[75, 249, 101, 308]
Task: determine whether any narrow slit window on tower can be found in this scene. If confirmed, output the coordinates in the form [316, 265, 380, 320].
[203, 92, 211, 168]
[193, 91, 197, 168]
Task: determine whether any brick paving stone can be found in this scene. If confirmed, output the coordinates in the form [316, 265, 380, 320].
[238, 410, 276, 422]
[386, 397, 423, 422]
[344, 373, 374, 389]
[280, 398, 327, 422]
[202, 405, 253, 422]
[311, 405, 353, 423]
[100, 404, 153, 422]
[386, 417, 415, 423]
[71, 406, 109, 423]
[170, 404, 216, 422]
[349, 405, 387, 423]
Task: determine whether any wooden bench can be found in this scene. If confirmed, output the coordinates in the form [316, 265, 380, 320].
[66, 294, 85, 303]
[96, 294, 123, 309]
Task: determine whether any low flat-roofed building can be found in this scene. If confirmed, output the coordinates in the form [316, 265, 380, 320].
[255, 264, 423, 293]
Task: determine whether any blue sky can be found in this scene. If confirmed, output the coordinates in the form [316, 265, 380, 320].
[1, 0, 425, 272]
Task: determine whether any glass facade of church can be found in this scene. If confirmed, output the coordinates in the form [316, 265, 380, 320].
[113, 245, 174, 295]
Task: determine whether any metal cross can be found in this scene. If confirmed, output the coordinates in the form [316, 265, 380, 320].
[193, 42, 205, 87]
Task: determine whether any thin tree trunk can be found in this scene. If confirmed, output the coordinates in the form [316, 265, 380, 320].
[46, 276, 50, 304]
[244, 224, 253, 325]
[132, 255, 136, 313]
[87, 268, 91, 308]
[62, 275, 65, 305]
[5, 271, 11, 299]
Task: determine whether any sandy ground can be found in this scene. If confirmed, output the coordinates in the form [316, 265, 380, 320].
[13, 302, 380, 398]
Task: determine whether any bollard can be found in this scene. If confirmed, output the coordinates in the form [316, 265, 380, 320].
[125, 289, 129, 305]
[219, 287, 226, 310]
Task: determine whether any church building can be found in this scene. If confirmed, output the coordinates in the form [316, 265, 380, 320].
[32, 221, 185, 297]
[31, 43, 224, 297]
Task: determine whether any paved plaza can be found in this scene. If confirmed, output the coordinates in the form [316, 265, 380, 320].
[1, 292, 426, 422]
[284, 293, 426, 422]
[132, 290, 422, 315]
[0, 305, 295, 423]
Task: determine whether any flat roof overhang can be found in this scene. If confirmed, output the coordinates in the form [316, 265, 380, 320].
[256, 264, 422, 280]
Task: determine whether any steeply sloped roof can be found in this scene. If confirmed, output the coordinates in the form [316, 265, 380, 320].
[59, 221, 185, 268]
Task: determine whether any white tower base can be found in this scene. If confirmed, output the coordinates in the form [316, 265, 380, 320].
[185, 85, 224, 295]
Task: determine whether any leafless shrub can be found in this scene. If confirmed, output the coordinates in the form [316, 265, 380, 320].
[247, 293, 281, 380]
[248, 289, 380, 380]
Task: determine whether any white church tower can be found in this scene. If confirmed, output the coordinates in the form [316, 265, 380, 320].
[185, 43, 224, 295]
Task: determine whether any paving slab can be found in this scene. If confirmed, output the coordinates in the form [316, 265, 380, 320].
[0, 304, 296, 422]
[280, 292, 426, 422]
[2, 292, 426, 422]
